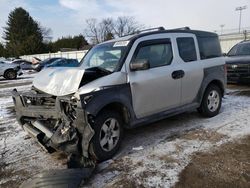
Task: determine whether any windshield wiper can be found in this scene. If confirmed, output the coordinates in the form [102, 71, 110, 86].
[89, 66, 112, 74]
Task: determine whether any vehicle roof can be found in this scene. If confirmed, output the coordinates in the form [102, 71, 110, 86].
[12, 59, 30, 62]
[101, 28, 218, 44]
[238, 40, 250, 44]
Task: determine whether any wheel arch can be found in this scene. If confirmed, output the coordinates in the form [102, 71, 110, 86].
[197, 78, 225, 105]
[4, 68, 15, 74]
[207, 80, 225, 96]
[3, 68, 17, 79]
[95, 102, 131, 128]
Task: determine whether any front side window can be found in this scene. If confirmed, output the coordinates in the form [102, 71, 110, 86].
[177, 37, 197, 62]
[80, 42, 127, 72]
[134, 41, 173, 68]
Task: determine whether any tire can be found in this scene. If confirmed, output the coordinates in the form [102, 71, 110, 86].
[198, 84, 222, 117]
[89, 110, 124, 162]
[4, 69, 17, 80]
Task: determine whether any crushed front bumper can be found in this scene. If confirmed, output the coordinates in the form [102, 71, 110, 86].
[11, 89, 60, 125]
[11, 89, 94, 160]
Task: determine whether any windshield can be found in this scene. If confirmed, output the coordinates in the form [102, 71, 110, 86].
[228, 43, 250, 56]
[80, 41, 128, 72]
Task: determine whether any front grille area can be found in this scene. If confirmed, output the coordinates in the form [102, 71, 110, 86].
[21, 91, 56, 107]
[227, 64, 250, 75]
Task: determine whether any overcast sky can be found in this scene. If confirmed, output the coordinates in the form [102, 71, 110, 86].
[0, 0, 250, 42]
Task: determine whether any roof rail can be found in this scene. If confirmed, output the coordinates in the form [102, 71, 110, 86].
[136, 27, 165, 34]
[121, 26, 191, 37]
[169, 27, 191, 30]
[121, 27, 165, 37]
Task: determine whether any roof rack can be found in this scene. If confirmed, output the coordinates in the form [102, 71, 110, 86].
[121, 27, 165, 37]
[121, 26, 191, 37]
[170, 27, 191, 30]
[136, 27, 165, 34]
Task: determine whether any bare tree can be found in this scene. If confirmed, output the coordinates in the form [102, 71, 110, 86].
[84, 16, 144, 44]
[85, 18, 100, 44]
[39, 23, 53, 43]
[100, 18, 115, 41]
[114, 16, 143, 37]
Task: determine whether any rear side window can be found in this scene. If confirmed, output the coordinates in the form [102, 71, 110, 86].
[177, 37, 197, 62]
[134, 40, 173, 68]
[198, 36, 222, 59]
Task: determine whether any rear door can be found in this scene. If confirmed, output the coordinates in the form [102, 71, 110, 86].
[175, 35, 204, 105]
[127, 34, 182, 118]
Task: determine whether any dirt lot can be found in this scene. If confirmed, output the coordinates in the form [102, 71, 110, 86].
[175, 135, 250, 188]
[0, 73, 250, 188]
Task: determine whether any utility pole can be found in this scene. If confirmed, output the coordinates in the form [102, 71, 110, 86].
[220, 24, 225, 35]
[235, 6, 247, 33]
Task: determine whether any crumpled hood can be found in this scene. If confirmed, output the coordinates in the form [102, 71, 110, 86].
[33, 67, 85, 96]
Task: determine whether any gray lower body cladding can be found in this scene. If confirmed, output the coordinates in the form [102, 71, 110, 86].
[11, 89, 94, 158]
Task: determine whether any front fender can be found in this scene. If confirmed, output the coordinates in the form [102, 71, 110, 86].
[80, 84, 135, 120]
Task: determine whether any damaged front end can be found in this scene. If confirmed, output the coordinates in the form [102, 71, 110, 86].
[11, 88, 95, 166]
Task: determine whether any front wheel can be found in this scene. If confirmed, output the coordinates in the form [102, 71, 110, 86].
[198, 84, 222, 117]
[89, 110, 123, 162]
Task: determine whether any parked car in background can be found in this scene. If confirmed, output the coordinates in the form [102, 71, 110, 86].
[226, 40, 250, 83]
[45, 58, 79, 68]
[0, 61, 22, 79]
[33, 57, 62, 71]
[31, 57, 41, 65]
[12, 59, 33, 70]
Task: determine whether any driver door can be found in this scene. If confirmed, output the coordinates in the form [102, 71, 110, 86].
[128, 36, 181, 118]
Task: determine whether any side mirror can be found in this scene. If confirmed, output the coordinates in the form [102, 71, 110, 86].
[130, 59, 150, 71]
[222, 53, 227, 57]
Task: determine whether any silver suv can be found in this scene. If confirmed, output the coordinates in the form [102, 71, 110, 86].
[12, 27, 226, 163]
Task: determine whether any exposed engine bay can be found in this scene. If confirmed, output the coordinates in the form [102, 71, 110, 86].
[11, 67, 112, 167]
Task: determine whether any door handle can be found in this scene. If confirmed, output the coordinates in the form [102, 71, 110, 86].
[172, 70, 185, 79]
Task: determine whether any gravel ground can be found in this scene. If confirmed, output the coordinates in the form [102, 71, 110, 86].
[0, 73, 249, 188]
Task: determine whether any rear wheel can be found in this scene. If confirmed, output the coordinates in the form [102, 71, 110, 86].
[198, 84, 222, 117]
[89, 110, 123, 162]
[4, 69, 17, 79]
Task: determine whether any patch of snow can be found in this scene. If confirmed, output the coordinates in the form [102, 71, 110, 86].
[1, 76, 250, 188]
[87, 93, 250, 187]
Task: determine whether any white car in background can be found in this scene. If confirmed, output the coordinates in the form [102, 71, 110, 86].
[0, 61, 23, 79]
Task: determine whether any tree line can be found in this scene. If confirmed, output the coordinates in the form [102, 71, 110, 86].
[0, 7, 143, 58]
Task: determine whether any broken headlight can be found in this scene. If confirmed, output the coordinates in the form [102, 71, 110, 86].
[83, 95, 93, 104]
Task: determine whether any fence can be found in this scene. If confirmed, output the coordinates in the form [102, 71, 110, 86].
[19, 31, 250, 61]
[20, 50, 88, 62]
[219, 30, 250, 53]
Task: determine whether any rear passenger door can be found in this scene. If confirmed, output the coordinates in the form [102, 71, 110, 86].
[176, 36, 204, 105]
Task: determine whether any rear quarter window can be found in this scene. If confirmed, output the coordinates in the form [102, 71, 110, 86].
[198, 36, 222, 59]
